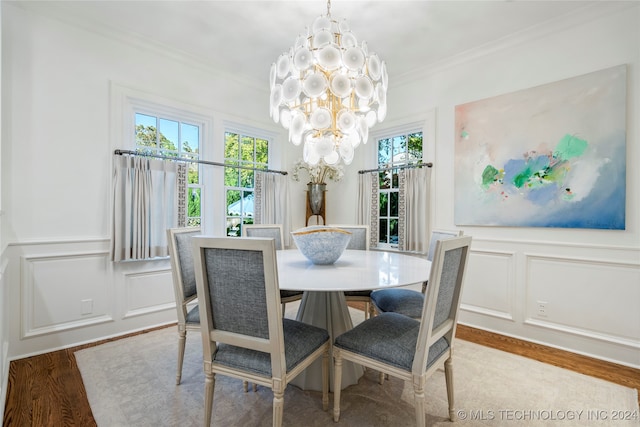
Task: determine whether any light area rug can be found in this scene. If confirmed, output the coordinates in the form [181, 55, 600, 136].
[76, 304, 639, 426]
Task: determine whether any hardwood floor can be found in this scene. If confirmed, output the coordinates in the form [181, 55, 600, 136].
[3, 322, 639, 426]
[2, 326, 169, 427]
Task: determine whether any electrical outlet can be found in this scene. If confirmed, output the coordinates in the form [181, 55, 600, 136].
[536, 300, 548, 317]
[81, 299, 93, 315]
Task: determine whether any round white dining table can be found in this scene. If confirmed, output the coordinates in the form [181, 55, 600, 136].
[277, 249, 431, 391]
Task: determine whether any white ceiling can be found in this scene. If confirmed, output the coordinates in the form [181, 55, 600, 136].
[15, 1, 622, 88]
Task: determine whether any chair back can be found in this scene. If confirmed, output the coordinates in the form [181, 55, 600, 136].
[167, 227, 202, 321]
[330, 224, 369, 250]
[192, 237, 287, 379]
[243, 224, 284, 250]
[427, 229, 463, 261]
[413, 235, 471, 376]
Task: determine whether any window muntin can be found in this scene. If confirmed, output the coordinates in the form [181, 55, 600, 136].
[376, 131, 423, 248]
[224, 131, 269, 237]
[135, 113, 202, 226]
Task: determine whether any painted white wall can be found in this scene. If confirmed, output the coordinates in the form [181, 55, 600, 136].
[0, 3, 286, 358]
[323, 3, 640, 367]
[380, 4, 640, 367]
[0, 3, 8, 417]
[1, 2, 638, 372]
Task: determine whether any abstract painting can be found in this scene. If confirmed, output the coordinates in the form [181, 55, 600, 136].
[454, 65, 626, 229]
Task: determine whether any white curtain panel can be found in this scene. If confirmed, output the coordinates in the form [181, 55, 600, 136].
[402, 166, 431, 253]
[357, 172, 379, 249]
[111, 155, 184, 261]
[254, 171, 292, 247]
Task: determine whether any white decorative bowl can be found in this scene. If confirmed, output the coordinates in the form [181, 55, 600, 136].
[291, 226, 352, 265]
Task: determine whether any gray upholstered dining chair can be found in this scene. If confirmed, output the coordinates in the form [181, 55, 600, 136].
[330, 224, 375, 318]
[167, 227, 202, 385]
[243, 224, 304, 313]
[168, 227, 253, 392]
[243, 224, 285, 249]
[370, 229, 463, 319]
[332, 235, 472, 427]
[192, 236, 331, 427]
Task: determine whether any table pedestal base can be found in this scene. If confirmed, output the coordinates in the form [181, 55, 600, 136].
[290, 291, 364, 392]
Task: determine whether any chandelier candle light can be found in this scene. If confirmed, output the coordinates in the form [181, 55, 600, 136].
[269, 0, 388, 167]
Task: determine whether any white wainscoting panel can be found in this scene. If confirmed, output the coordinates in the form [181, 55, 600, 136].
[525, 254, 640, 347]
[460, 249, 515, 320]
[123, 269, 175, 319]
[21, 251, 112, 338]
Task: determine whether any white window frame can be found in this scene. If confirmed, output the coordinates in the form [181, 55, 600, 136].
[110, 83, 214, 229]
[370, 117, 431, 251]
[222, 122, 276, 237]
[134, 111, 203, 226]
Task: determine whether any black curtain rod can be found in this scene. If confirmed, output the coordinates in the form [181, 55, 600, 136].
[114, 149, 288, 175]
[358, 162, 433, 174]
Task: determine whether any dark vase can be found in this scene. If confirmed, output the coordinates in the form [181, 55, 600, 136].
[307, 183, 326, 215]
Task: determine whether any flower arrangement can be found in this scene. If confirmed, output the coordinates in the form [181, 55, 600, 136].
[291, 159, 344, 184]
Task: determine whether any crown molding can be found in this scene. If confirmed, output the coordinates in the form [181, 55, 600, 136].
[11, 1, 636, 93]
[8, 1, 267, 94]
[392, 2, 638, 88]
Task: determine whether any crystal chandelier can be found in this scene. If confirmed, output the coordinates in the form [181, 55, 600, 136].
[269, 0, 388, 166]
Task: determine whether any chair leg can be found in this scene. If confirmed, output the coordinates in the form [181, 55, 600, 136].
[363, 302, 370, 320]
[242, 381, 258, 392]
[176, 327, 186, 385]
[333, 350, 343, 422]
[445, 357, 456, 421]
[322, 347, 329, 411]
[413, 379, 426, 427]
[378, 371, 390, 384]
[204, 371, 215, 427]
[272, 380, 285, 427]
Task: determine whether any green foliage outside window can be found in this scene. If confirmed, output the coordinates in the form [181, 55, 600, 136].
[224, 131, 269, 237]
[377, 131, 423, 246]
